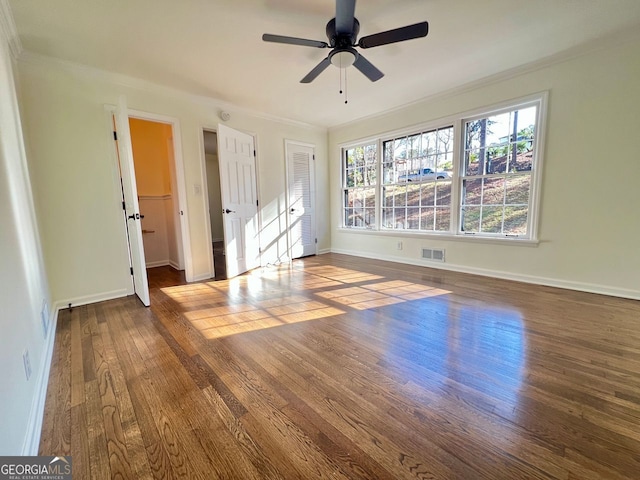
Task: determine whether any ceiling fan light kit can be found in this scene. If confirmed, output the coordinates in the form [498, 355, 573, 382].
[262, 0, 428, 102]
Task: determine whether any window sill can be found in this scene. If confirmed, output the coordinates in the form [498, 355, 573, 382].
[336, 227, 540, 247]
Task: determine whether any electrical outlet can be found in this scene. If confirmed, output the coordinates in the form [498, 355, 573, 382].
[397, 241, 403, 250]
[23, 349, 32, 381]
[41, 300, 49, 337]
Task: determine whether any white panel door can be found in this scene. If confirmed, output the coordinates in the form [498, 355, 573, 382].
[217, 124, 260, 278]
[114, 96, 150, 306]
[286, 141, 316, 259]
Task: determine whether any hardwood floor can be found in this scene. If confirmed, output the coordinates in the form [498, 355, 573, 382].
[39, 254, 640, 479]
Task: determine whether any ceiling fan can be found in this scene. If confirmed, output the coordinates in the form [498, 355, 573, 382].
[262, 0, 429, 84]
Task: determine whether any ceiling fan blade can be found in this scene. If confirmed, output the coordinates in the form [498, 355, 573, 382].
[353, 53, 384, 82]
[335, 0, 356, 35]
[262, 34, 328, 48]
[300, 57, 332, 83]
[358, 22, 429, 49]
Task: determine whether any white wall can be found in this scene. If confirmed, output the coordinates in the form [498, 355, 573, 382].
[0, 4, 53, 454]
[17, 53, 329, 304]
[329, 36, 640, 299]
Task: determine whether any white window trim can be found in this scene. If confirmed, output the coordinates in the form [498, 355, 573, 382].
[338, 91, 548, 244]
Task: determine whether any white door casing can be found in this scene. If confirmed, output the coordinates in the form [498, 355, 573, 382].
[286, 141, 316, 259]
[114, 96, 150, 306]
[217, 124, 260, 278]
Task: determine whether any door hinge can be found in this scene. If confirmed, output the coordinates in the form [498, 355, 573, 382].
[113, 131, 118, 141]
[122, 201, 126, 211]
[315, 238, 318, 244]
[253, 149, 256, 157]
[130, 267, 134, 275]
[256, 199, 259, 207]
[313, 154, 315, 160]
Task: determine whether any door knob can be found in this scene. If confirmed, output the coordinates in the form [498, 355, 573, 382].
[224, 208, 235, 214]
[128, 213, 141, 220]
[290, 208, 296, 213]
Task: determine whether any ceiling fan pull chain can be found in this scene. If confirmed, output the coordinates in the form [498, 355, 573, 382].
[344, 68, 348, 104]
[339, 54, 343, 94]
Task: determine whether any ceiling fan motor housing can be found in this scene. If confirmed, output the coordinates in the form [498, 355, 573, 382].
[326, 18, 360, 48]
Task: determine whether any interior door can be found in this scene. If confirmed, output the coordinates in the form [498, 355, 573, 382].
[217, 124, 260, 278]
[286, 141, 316, 259]
[114, 96, 150, 306]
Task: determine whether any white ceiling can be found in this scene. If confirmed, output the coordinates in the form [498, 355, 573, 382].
[9, 0, 640, 128]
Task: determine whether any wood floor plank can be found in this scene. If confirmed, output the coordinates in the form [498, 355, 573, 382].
[39, 256, 640, 479]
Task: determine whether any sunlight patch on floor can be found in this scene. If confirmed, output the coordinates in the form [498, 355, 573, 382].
[160, 263, 449, 338]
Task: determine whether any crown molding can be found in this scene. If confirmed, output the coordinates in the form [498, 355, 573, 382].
[329, 24, 640, 132]
[18, 51, 327, 132]
[0, 0, 22, 58]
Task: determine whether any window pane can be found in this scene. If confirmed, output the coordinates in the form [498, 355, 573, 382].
[515, 107, 536, 139]
[437, 127, 453, 154]
[485, 112, 511, 144]
[436, 151, 454, 172]
[421, 131, 437, 157]
[435, 208, 450, 231]
[482, 178, 505, 205]
[363, 208, 376, 227]
[506, 175, 530, 204]
[405, 183, 420, 207]
[462, 206, 480, 233]
[465, 149, 481, 176]
[344, 209, 353, 227]
[510, 142, 533, 172]
[394, 138, 407, 161]
[393, 208, 407, 229]
[383, 141, 393, 161]
[463, 178, 483, 205]
[382, 207, 393, 228]
[421, 183, 435, 206]
[504, 206, 528, 235]
[435, 180, 452, 206]
[420, 208, 435, 231]
[486, 143, 509, 174]
[394, 185, 407, 207]
[481, 206, 503, 233]
[465, 120, 484, 151]
[362, 188, 376, 209]
[406, 207, 420, 230]
[382, 186, 394, 207]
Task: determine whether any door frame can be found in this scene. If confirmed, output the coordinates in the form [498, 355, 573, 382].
[284, 139, 317, 261]
[198, 124, 262, 278]
[105, 105, 193, 282]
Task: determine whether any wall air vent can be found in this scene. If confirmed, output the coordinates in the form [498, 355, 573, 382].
[421, 247, 445, 262]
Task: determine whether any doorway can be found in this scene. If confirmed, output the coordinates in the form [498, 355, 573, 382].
[111, 103, 189, 305]
[202, 130, 226, 280]
[201, 124, 260, 280]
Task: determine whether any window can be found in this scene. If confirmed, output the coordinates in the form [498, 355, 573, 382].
[460, 104, 538, 237]
[341, 94, 545, 241]
[343, 143, 377, 228]
[381, 126, 454, 232]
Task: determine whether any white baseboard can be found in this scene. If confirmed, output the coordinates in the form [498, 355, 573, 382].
[168, 260, 181, 270]
[192, 272, 212, 282]
[53, 288, 131, 311]
[317, 248, 331, 255]
[330, 248, 640, 301]
[146, 259, 170, 268]
[21, 306, 59, 455]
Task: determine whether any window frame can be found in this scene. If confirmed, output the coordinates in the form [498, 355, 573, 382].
[338, 92, 547, 244]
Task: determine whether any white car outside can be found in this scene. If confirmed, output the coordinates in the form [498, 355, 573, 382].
[398, 168, 451, 182]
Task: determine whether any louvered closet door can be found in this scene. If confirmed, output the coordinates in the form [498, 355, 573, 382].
[286, 141, 316, 259]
